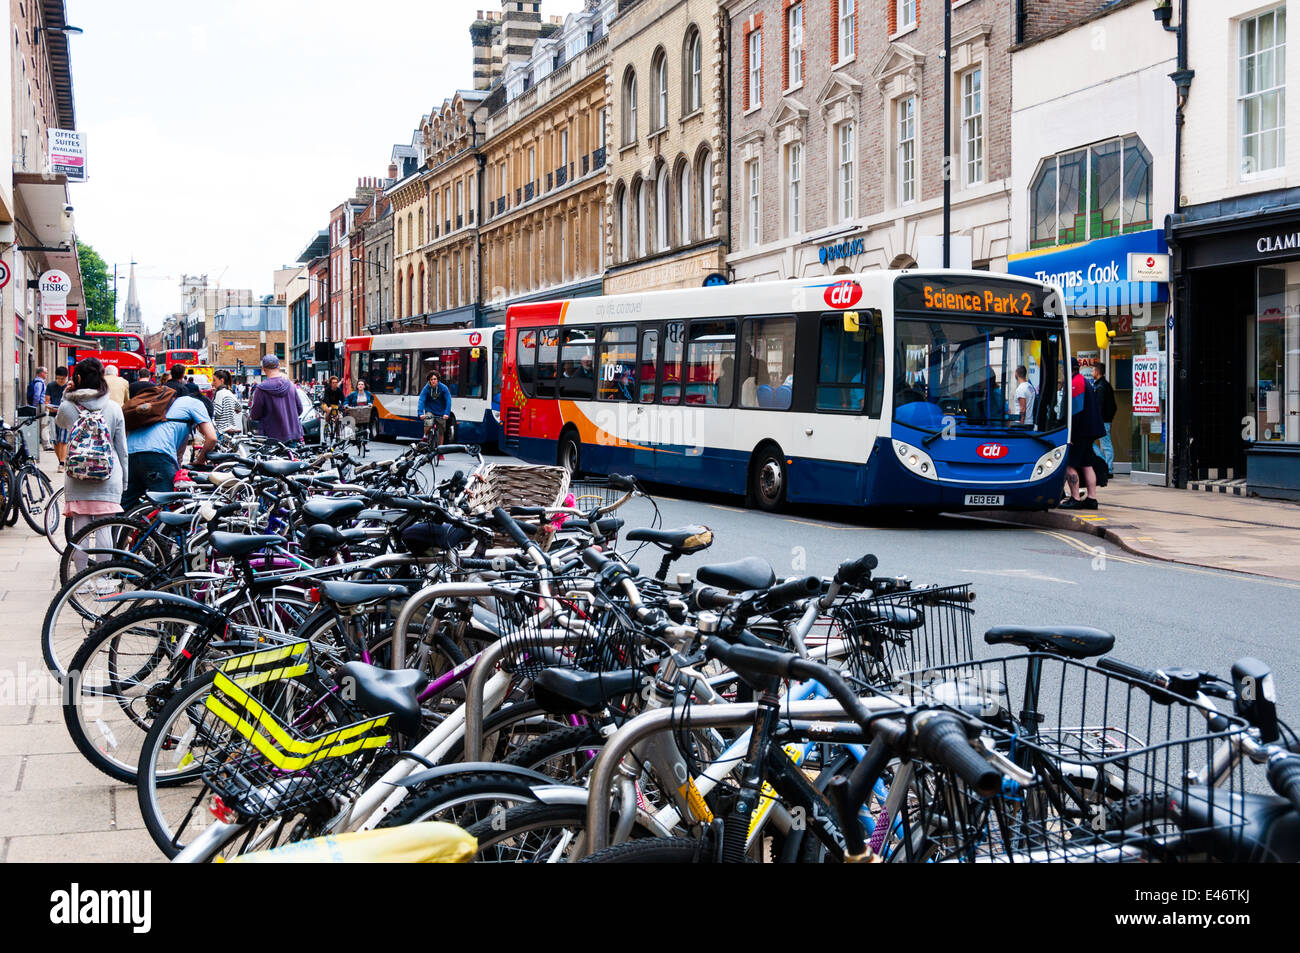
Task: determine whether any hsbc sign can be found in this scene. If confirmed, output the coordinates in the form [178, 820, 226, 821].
[823, 280, 863, 309]
[977, 443, 1009, 459]
[39, 270, 72, 297]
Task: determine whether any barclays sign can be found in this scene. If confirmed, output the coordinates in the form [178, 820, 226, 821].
[818, 236, 866, 266]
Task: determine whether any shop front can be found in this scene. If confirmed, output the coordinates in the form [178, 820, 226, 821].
[1008, 229, 1171, 484]
[1172, 199, 1300, 500]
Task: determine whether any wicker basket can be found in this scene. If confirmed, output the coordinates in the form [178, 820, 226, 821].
[466, 463, 571, 547]
[343, 405, 373, 426]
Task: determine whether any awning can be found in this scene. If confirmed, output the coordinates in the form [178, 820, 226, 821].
[38, 326, 94, 348]
[1007, 229, 1169, 312]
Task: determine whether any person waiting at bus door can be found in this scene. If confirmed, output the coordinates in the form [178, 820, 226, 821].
[418, 370, 452, 449]
[1092, 363, 1117, 472]
[1013, 365, 1037, 425]
[103, 365, 129, 406]
[1061, 357, 1104, 510]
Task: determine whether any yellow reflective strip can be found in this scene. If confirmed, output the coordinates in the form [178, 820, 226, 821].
[748, 744, 806, 841]
[205, 684, 392, 767]
[212, 679, 330, 756]
[228, 662, 310, 690]
[221, 642, 306, 673]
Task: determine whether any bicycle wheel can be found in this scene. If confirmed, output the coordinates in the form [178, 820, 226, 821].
[0, 460, 15, 526]
[502, 724, 603, 784]
[375, 770, 548, 833]
[59, 515, 176, 586]
[43, 485, 68, 553]
[580, 836, 717, 863]
[41, 559, 157, 677]
[17, 465, 54, 534]
[62, 604, 223, 783]
[464, 801, 630, 863]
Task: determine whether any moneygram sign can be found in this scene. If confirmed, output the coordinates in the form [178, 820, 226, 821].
[49, 129, 87, 182]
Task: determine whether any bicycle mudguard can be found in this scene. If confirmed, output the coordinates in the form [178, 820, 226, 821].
[75, 548, 160, 571]
[93, 590, 225, 621]
[394, 761, 560, 790]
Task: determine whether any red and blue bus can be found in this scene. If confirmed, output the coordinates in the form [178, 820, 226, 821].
[501, 270, 1072, 511]
[344, 326, 505, 446]
[74, 331, 150, 380]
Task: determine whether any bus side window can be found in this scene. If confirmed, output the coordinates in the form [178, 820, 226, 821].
[661, 322, 683, 405]
[638, 329, 659, 403]
[597, 325, 635, 402]
[439, 348, 462, 396]
[739, 316, 796, 409]
[559, 328, 596, 400]
[535, 328, 560, 398]
[492, 331, 505, 406]
[816, 312, 874, 414]
[685, 320, 737, 407]
[464, 346, 485, 399]
[516, 329, 537, 396]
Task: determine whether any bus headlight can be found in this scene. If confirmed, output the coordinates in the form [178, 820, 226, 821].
[1032, 445, 1069, 480]
[892, 440, 939, 481]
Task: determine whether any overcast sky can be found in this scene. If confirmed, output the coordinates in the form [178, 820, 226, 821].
[64, 0, 588, 333]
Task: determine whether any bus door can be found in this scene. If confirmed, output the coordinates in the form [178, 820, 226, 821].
[631, 326, 660, 474]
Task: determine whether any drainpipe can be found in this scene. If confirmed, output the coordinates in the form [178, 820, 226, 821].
[723, 7, 733, 280]
[1163, 0, 1193, 487]
[471, 114, 486, 328]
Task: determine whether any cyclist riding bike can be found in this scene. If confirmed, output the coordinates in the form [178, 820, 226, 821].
[321, 376, 345, 443]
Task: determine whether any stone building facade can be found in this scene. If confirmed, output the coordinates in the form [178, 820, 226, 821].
[604, 0, 728, 293]
[724, 0, 1015, 282]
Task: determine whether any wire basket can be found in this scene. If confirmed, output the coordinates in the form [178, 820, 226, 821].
[196, 642, 392, 822]
[889, 654, 1251, 862]
[567, 477, 625, 513]
[829, 584, 975, 689]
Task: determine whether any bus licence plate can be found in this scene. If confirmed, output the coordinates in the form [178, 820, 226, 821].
[963, 494, 1004, 507]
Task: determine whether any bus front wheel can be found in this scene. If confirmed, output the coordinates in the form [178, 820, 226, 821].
[557, 430, 581, 476]
[748, 446, 786, 512]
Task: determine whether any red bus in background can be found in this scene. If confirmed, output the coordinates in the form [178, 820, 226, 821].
[73, 331, 151, 380]
[159, 349, 200, 375]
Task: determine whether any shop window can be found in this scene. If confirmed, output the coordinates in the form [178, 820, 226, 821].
[684, 320, 737, 406]
[558, 327, 596, 399]
[1256, 262, 1300, 444]
[817, 311, 882, 415]
[639, 329, 659, 403]
[1030, 136, 1153, 249]
[661, 321, 684, 404]
[597, 325, 637, 401]
[739, 316, 797, 409]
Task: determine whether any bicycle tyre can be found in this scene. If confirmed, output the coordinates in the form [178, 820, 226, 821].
[465, 801, 645, 863]
[43, 485, 68, 553]
[58, 514, 172, 586]
[17, 465, 54, 534]
[375, 770, 547, 833]
[580, 836, 717, 864]
[62, 603, 222, 783]
[41, 559, 156, 677]
[501, 723, 603, 784]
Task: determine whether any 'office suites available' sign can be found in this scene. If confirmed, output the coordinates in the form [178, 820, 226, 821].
[49, 129, 87, 182]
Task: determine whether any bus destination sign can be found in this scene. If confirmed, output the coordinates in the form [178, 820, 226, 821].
[894, 276, 1052, 319]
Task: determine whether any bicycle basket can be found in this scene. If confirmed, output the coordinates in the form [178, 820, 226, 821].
[196, 642, 392, 822]
[466, 463, 571, 547]
[828, 584, 975, 689]
[892, 654, 1252, 862]
[567, 476, 625, 513]
[343, 405, 372, 426]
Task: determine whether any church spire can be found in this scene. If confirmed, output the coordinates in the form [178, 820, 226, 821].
[123, 261, 142, 333]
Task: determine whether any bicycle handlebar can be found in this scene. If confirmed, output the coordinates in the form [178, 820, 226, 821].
[1267, 755, 1300, 815]
[1097, 656, 1161, 685]
[913, 711, 1002, 797]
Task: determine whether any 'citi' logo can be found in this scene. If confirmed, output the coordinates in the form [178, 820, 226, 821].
[977, 443, 1008, 459]
[823, 280, 863, 309]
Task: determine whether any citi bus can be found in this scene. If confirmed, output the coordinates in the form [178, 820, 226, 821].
[73, 331, 150, 380]
[343, 326, 505, 446]
[502, 271, 1072, 510]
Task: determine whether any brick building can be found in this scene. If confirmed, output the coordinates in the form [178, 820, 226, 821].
[725, 0, 1015, 282]
[361, 188, 393, 333]
[211, 305, 289, 374]
[605, 0, 727, 293]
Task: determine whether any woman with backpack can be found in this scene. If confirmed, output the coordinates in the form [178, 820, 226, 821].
[54, 358, 129, 580]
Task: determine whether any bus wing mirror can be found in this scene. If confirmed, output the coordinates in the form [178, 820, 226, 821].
[1094, 320, 1116, 351]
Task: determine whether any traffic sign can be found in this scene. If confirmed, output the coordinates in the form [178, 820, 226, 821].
[0, 261, 10, 290]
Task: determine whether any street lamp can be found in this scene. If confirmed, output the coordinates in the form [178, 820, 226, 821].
[34, 24, 83, 42]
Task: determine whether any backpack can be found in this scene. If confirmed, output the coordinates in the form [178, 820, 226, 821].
[123, 385, 179, 432]
[65, 408, 115, 482]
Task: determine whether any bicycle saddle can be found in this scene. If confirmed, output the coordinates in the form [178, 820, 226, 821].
[145, 490, 191, 505]
[302, 497, 367, 526]
[337, 662, 429, 737]
[207, 532, 286, 559]
[254, 459, 308, 478]
[317, 580, 411, 607]
[532, 667, 642, 715]
[156, 511, 196, 528]
[983, 625, 1115, 659]
[696, 556, 776, 593]
[626, 525, 712, 554]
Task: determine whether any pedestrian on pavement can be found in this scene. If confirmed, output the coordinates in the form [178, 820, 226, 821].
[212, 369, 243, 434]
[48, 366, 69, 471]
[27, 366, 52, 449]
[1013, 365, 1037, 425]
[418, 370, 452, 448]
[120, 384, 216, 509]
[164, 363, 187, 397]
[248, 354, 304, 444]
[102, 364, 129, 405]
[1061, 357, 1105, 510]
[55, 358, 129, 577]
[1092, 363, 1118, 472]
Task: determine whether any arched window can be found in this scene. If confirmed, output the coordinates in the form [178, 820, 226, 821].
[655, 163, 671, 252]
[614, 181, 628, 262]
[695, 148, 713, 239]
[407, 265, 415, 316]
[418, 208, 424, 246]
[652, 49, 668, 130]
[395, 220, 402, 255]
[395, 272, 403, 318]
[407, 214, 414, 251]
[631, 177, 646, 258]
[419, 263, 426, 313]
[1029, 135, 1151, 249]
[675, 157, 691, 246]
[622, 68, 638, 145]
[683, 28, 702, 114]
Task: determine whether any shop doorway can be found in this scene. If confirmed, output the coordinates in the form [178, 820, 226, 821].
[1187, 265, 1253, 479]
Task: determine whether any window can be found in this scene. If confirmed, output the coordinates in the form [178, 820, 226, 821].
[464, 346, 485, 399]
[1239, 6, 1287, 177]
[817, 311, 883, 415]
[615, 183, 628, 261]
[748, 29, 763, 108]
[419, 348, 463, 395]
[528, 148, 536, 187]
[786, 143, 802, 234]
[898, 0, 915, 31]
[530, 327, 559, 397]
[1029, 136, 1152, 248]
[684, 320, 737, 406]
[652, 50, 669, 130]
[275, 342, 286, 360]
[661, 321, 684, 404]
[897, 96, 916, 204]
[597, 325, 637, 401]
[678, 161, 692, 244]
[491, 330, 505, 404]
[558, 327, 596, 399]
[697, 150, 713, 238]
[364, 352, 410, 395]
[840, 0, 856, 60]
[638, 329, 659, 403]
[560, 128, 569, 168]
[622, 69, 638, 144]
[656, 164, 671, 251]
[516, 328, 537, 394]
[747, 160, 760, 247]
[1256, 261, 1300, 442]
[837, 122, 855, 221]
[787, 3, 803, 88]
[962, 67, 984, 186]
[685, 29, 702, 112]
[739, 317, 796, 409]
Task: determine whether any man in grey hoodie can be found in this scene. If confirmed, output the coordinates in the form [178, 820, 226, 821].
[248, 354, 304, 443]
